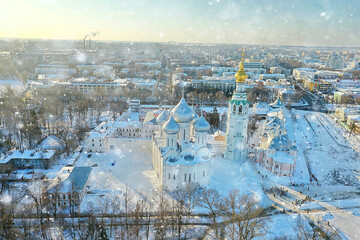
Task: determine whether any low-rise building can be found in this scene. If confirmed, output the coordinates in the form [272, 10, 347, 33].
[85, 102, 158, 152]
[256, 113, 297, 177]
[47, 166, 92, 209]
[0, 150, 57, 169]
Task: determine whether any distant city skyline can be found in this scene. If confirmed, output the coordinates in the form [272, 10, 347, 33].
[0, 0, 359, 47]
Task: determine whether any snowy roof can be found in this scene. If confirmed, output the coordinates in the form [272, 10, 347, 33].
[171, 98, 195, 123]
[38, 135, 63, 150]
[48, 166, 92, 193]
[1, 150, 56, 164]
[270, 96, 284, 108]
[88, 131, 106, 139]
[347, 115, 360, 122]
[113, 112, 142, 128]
[269, 134, 292, 151]
[163, 144, 211, 166]
[280, 88, 296, 95]
[266, 116, 282, 128]
[268, 151, 295, 164]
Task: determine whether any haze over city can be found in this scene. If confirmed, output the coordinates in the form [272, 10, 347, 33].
[0, 0, 359, 46]
[1, 0, 360, 239]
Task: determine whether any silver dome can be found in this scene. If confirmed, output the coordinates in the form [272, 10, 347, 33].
[171, 98, 194, 123]
[194, 115, 210, 132]
[157, 109, 169, 125]
[163, 116, 180, 134]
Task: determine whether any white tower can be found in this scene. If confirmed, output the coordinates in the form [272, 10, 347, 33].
[163, 117, 180, 149]
[225, 50, 249, 161]
[194, 115, 210, 147]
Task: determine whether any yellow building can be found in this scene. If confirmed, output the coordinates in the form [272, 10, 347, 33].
[303, 78, 333, 93]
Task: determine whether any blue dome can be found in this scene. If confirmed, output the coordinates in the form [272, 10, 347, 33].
[163, 116, 180, 134]
[194, 116, 210, 132]
[157, 109, 169, 124]
[171, 98, 194, 123]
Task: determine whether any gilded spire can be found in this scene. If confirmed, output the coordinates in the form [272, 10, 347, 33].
[235, 48, 247, 83]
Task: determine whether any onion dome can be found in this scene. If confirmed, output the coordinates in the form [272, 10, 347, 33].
[156, 109, 169, 125]
[191, 111, 200, 123]
[171, 98, 194, 123]
[194, 115, 210, 132]
[235, 50, 247, 83]
[163, 116, 180, 134]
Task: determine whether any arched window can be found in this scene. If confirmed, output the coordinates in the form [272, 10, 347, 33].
[233, 104, 236, 114]
[238, 105, 243, 114]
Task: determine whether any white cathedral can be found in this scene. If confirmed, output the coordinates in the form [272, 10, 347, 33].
[152, 98, 212, 191]
[151, 53, 251, 190]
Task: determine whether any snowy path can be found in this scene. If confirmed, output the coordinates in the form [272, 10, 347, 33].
[268, 184, 360, 239]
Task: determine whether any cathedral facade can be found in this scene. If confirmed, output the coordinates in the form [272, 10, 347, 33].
[152, 98, 212, 191]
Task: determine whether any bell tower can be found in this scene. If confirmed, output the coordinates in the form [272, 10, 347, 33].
[224, 49, 249, 161]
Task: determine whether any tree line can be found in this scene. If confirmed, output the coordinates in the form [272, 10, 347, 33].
[0, 86, 128, 154]
[0, 182, 270, 240]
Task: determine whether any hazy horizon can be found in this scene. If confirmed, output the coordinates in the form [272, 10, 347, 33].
[0, 0, 359, 47]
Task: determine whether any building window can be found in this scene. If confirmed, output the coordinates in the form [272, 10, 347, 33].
[239, 105, 242, 114]
[168, 174, 170, 179]
[173, 174, 176, 180]
[184, 174, 187, 182]
[203, 171, 205, 177]
[233, 104, 236, 114]
[189, 174, 191, 182]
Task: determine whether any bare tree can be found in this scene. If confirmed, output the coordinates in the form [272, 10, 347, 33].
[296, 215, 341, 240]
[198, 188, 222, 239]
[219, 190, 268, 240]
[153, 190, 170, 240]
[25, 180, 48, 239]
[17, 202, 34, 240]
[0, 195, 18, 240]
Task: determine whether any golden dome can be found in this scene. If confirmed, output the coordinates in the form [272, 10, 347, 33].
[235, 50, 247, 83]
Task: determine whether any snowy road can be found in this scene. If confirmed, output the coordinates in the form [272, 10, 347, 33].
[268, 184, 360, 240]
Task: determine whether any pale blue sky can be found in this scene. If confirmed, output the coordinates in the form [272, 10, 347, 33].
[0, 0, 359, 46]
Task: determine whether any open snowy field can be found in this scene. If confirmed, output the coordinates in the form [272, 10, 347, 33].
[253, 110, 360, 199]
[76, 139, 157, 192]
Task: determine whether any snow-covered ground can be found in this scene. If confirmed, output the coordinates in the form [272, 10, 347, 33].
[210, 157, 271, 206]
[40, 107, 359, 238]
